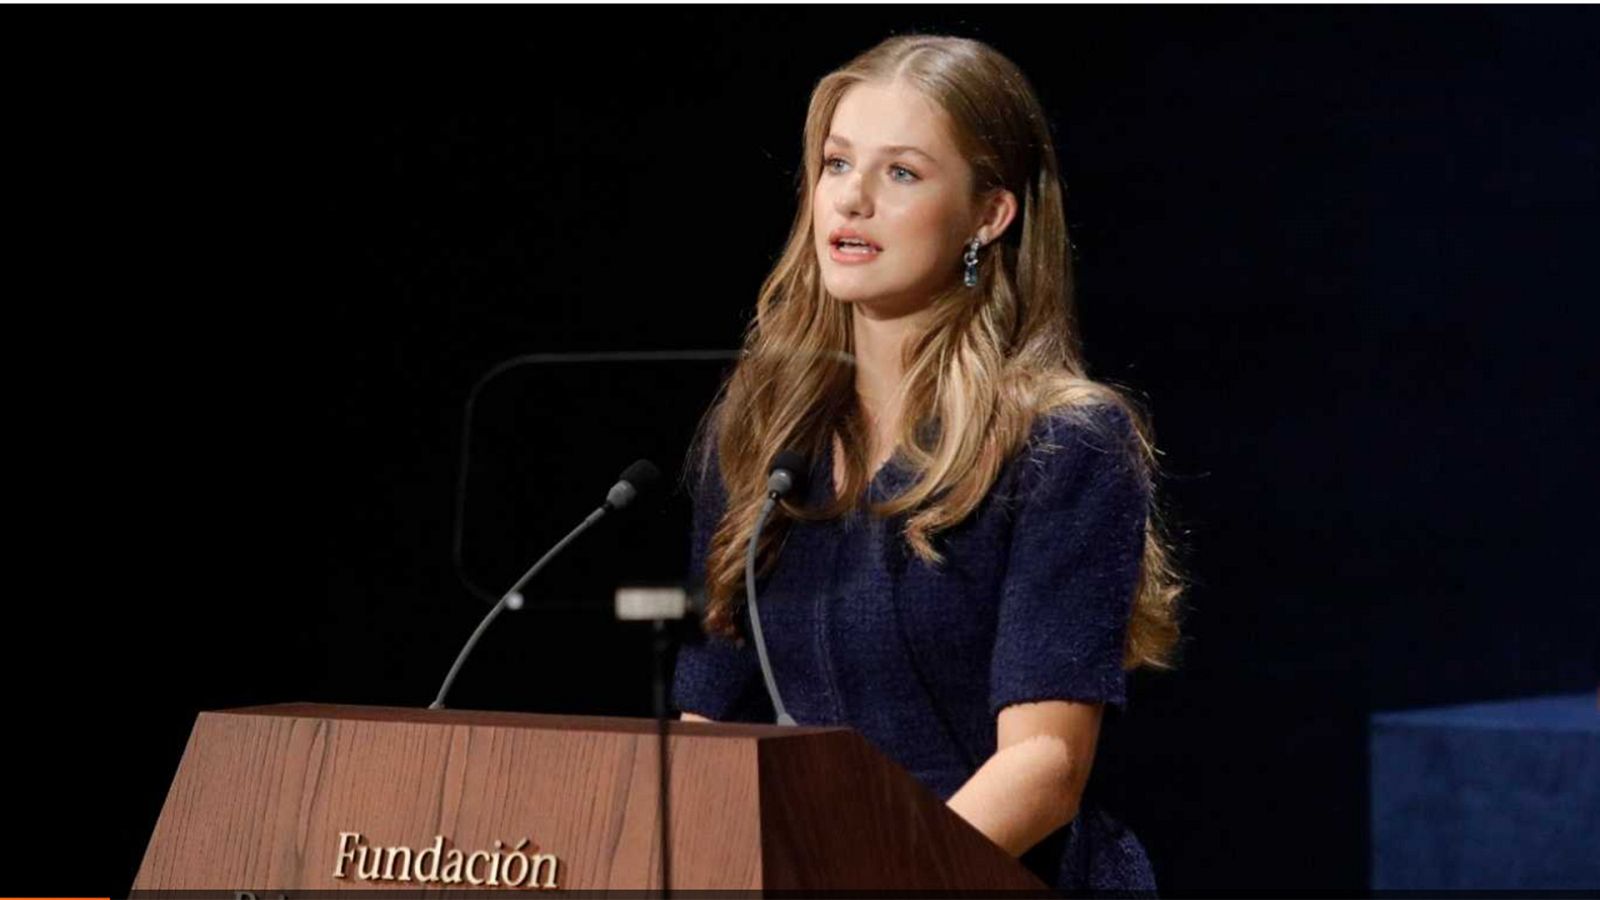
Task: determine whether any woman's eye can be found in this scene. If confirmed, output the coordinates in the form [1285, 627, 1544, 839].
[823, 156, 918, 183]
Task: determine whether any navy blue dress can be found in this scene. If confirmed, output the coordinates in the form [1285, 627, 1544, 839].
[671, 404, 1158, 894]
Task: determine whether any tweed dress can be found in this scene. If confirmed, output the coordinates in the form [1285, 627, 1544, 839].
[672, 404, 1158, 893]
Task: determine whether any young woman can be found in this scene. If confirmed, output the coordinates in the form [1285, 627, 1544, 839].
[671, 34, 1183, 894]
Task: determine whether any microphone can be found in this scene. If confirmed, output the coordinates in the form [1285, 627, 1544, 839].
[429, 459, 662, 709]
[746, 449, 808, 726]
[766, 449, 808, 498]
[607, 459, 662, 511]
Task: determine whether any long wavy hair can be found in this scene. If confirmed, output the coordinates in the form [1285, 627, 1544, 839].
[691, 34, 1183, 671]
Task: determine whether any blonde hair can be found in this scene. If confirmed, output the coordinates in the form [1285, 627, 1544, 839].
[692, 34, 1183, 671]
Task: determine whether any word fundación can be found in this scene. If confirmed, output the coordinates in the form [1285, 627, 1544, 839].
[332, 832, 560, 889]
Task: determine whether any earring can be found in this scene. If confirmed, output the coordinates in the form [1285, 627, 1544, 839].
[963, 238, 982, 287]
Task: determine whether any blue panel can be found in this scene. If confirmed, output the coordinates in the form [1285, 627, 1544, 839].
[1371, 692, 1600, 889]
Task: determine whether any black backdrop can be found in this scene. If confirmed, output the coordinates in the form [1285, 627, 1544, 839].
[9, 6, 1597, 897]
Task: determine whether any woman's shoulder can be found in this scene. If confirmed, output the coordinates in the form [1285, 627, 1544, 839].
[1007, 399, 1150, 502]
[1023, 399, 1144, 466]
[1026, 398, 1138, 447]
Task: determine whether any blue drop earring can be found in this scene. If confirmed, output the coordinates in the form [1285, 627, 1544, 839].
[963, 238, 982, 287]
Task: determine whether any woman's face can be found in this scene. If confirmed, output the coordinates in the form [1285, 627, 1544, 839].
[812, 80, 980, 319]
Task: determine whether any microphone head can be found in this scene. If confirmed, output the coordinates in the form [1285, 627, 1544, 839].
[606, 458, 662, 510]
[766, 449, 809, 498]
[619, 458, 662, 490]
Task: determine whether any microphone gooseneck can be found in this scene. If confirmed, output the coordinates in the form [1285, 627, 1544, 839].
[745, 449, 809, 727]
[430, 459, 661, 710]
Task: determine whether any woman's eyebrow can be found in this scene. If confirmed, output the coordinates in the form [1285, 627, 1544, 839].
[825, 134, 937, 163]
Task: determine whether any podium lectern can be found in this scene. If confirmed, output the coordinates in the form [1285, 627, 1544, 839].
[134, 703, 1052, 893]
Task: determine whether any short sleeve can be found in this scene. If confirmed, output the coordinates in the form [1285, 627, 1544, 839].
[990, 404, 1150, 716]
[670, 452, 777, 722]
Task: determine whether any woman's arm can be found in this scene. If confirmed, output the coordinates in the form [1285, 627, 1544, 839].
[945, 699, 1103, 857]
[688, 700, 1094, 853]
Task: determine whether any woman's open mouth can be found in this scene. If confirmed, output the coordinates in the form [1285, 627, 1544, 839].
[829, 237, 882, 263]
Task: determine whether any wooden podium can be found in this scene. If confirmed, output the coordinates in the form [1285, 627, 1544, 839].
[133, 703, 1052, 894]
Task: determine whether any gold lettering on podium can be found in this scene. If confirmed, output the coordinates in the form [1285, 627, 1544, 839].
[332, 832, 559, 889]
[381, 845, 413, 881]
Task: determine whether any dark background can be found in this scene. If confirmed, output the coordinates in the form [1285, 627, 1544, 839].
[9, 6, 1597, 897]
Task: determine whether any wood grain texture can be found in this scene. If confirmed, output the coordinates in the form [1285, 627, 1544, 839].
[134, 703, 1048, 892]
[757, 729, 1049, 891]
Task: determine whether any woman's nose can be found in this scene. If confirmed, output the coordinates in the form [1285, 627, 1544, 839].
[833, 172, 871, 215]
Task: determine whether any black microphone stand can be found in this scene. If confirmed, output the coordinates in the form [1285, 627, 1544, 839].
[653, 617, 674, 898]
[617, 586, 700, 899]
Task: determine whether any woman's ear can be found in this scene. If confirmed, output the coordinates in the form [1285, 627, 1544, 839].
[976, 188, 1020, 245]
